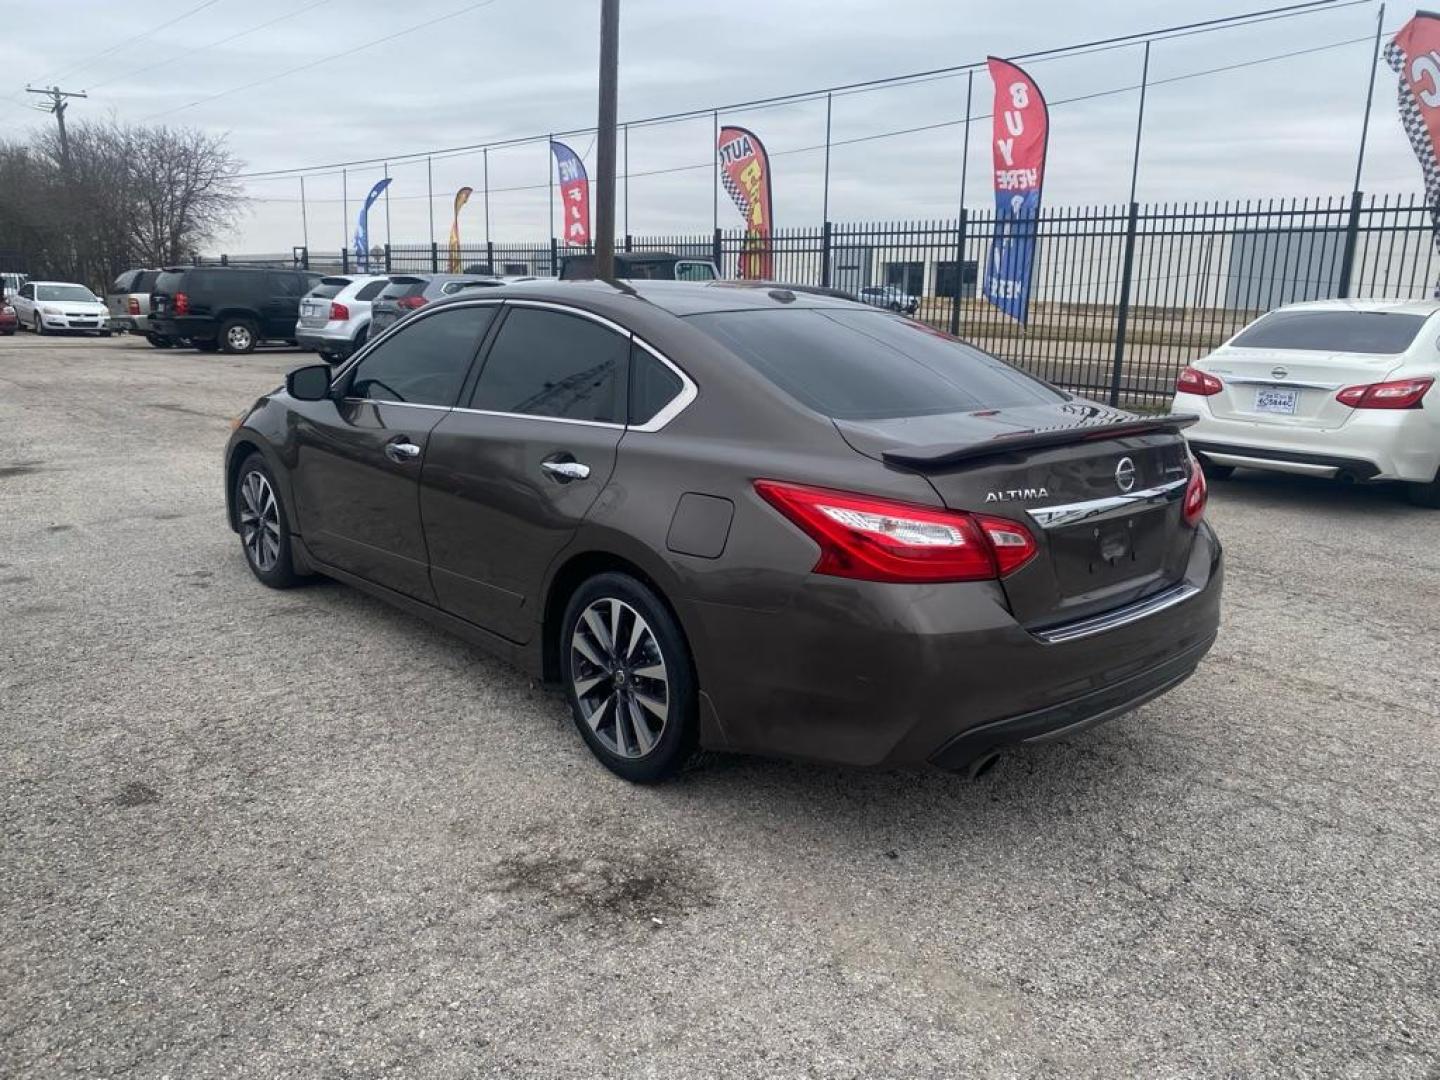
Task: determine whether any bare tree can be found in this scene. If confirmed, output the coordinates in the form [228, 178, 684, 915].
[0, 119, 244, 287]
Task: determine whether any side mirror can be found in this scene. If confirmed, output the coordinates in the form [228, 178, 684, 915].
[286, 364, 333, 401]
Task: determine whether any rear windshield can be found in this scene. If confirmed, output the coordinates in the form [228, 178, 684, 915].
[687, 309, 1065, 420]
[307, 277, 351, 300]
[37, 284, 98, 302]
[379, 278, 428, 299]
[132, 271, 159, 294]
[154, 271, 184, 296]
[1231, 310, 1428, 354]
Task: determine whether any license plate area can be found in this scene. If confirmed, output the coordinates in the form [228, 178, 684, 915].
[1047, 507, 1172, 592]
[1254, 387, 1299, 415]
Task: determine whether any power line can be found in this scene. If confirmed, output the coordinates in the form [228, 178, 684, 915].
[26, 0, 226, 89]
[230, 0, 1360, 182]
[240, 28, 1382, 204]
[141, 0, 503, 121]
[84, 0, 333, 93]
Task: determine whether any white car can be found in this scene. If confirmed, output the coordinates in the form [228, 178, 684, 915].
[10, 280, 112, 336]
[1173, 298, 1440, 507]
[294, 274, 390, 363]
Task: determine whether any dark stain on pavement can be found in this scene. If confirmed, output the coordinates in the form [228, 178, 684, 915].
[1, 575, 33, 585]
[115, 782, 161, 808]
[46, 524, 73, 533]
[487, 845, 712, 925]
[0, 461, 44, 478]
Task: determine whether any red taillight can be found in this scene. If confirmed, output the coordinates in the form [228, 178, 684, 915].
[127, 297, 140, 315]
[328, 301, 350, 321]
[397, 295, 426, 310]
[1183, 456, 1208, 527]
[1176, 366, 1223, 396]
[753, 480, 1037, 584]
[1335, 376, 1433, 410]
[173, 292, 189, 316]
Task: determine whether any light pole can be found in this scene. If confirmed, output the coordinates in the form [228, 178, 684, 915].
[594, 0, 620, 279]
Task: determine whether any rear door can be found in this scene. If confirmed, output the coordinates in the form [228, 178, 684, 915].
[262, 271, 307, 339]
[290, 303, 498, 601]
[421, 302, 630, 642]
[1203, 308, 1430, 429]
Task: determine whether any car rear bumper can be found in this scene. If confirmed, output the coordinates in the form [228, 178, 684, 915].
[1175, 390, 1440, 483]
[686, 521, 1223, 769]
[296, 329, 358, 356]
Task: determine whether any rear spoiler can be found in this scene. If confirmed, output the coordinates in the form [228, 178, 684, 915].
[881, 414, 1199, 470]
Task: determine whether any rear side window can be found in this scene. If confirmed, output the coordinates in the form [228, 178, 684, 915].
[1230, 310, 1428, 354]
[629, 344, 684, 425]
[686, 309, 1065, 420]
[266, 271, 306, 298]
[471, 307, 627, 423]
[354, 280, 388, 301]
[379, 278, 428, 299]
[346, 305, 497, 407]
[308, 277, 351, 300]
[674, 261, 715, 281]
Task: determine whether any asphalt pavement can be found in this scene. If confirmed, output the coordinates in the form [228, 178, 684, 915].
[2, 334, 1436, 1079]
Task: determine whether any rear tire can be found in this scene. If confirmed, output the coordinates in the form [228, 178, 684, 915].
[194, 339, 220, 353]
[99, 329, 112, 338]
[146, 333, 173, 349]
[234, 453, 301, 588]
[220, 318, 258, 354]
[560, 572, 699, 784]
[1405, 470, 1440, 508]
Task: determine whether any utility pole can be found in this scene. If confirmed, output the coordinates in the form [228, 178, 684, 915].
[26, 85, 86, 167]
[594, 0, 620, 279]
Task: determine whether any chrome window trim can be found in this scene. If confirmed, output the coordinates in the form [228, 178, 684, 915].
[1033, 582, 1202, 644]
[1026, 477, 1187, 531]
[340, 399, 452, 411]
[325, 297, 698, 432]
[1218, 375, 1342, 390]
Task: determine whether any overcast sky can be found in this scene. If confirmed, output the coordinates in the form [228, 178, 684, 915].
[0, 0, 1425, 254]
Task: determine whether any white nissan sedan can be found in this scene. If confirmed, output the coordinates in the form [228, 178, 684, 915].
[1172, 298, 1440, 507]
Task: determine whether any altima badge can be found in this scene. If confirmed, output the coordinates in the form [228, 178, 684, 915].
[1115, 457, 1137, 493]
[984, 487, 1050, 502]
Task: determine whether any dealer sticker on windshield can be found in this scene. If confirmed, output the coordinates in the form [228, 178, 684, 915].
[1254, 388, 1299, 415]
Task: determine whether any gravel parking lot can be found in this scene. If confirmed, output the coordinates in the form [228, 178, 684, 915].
[2, 334, 1437, 1079]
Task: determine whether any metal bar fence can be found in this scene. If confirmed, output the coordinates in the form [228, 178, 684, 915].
[227, 192, 1440, 409]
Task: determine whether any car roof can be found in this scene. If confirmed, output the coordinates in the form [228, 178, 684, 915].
[429, 279, 866, 317]
[28, 280, 93, 287]
[1273, 297, 1440, 317]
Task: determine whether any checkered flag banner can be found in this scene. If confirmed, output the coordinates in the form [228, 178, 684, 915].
[1386, 14, 1440, 282]
[716, 125, 774, 279]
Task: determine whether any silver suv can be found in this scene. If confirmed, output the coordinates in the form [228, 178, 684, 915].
[106, 269, 162, 343]
[295, 275, 391, 362]
[369, 274, 503, 335]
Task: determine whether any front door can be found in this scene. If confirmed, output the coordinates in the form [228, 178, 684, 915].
[422, 304, 630, 642]
[290, 302, 499, 602]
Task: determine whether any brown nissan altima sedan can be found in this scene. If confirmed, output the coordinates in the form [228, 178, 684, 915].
[224, 280, 1222, 783]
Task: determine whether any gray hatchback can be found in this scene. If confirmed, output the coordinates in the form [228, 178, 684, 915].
[224, 281, 1222, 783]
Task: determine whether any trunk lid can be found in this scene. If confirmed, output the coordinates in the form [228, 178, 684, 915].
[836, 402, 1197, 629]
[1202, 346, 1403, 429]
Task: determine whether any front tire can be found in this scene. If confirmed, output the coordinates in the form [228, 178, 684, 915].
[234, 453, 301, 588]
[220, 318, 258, 354]
[560, 572, 699, 783]
[33, 315, 46, 336]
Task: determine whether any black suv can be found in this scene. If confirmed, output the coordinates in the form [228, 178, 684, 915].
[151, 266, 323, 353]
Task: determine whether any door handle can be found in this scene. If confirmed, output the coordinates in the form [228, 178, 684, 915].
[541, 460, 591, 482]
[385, 440, 421, 463]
